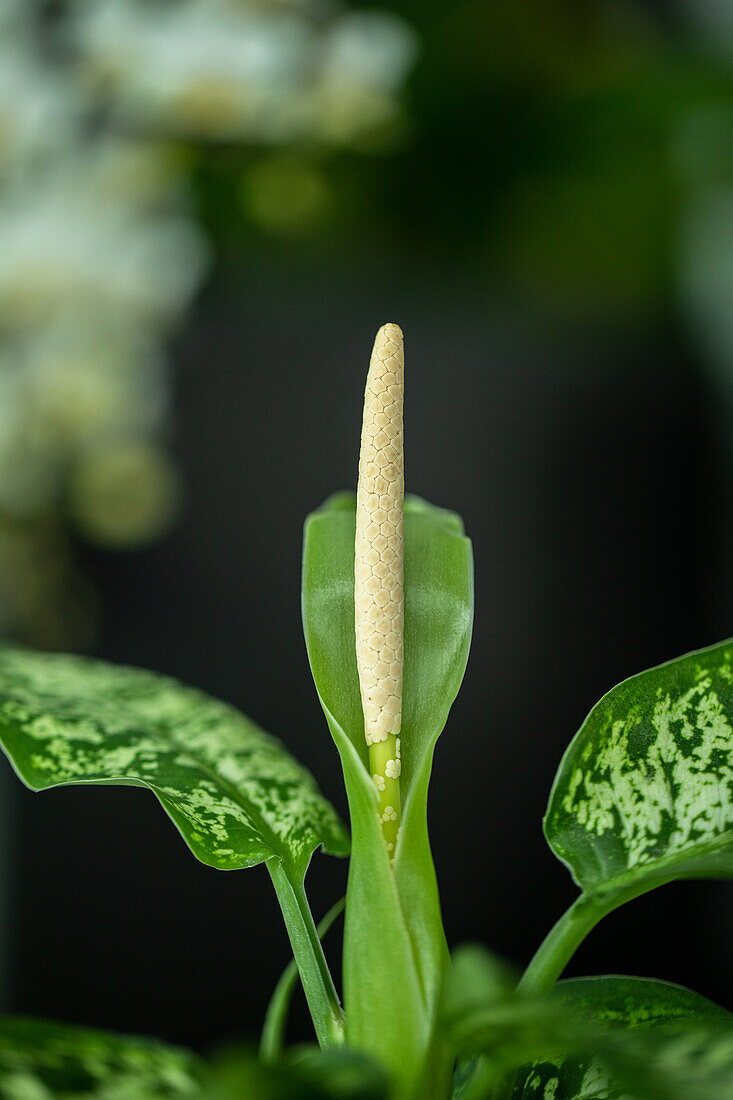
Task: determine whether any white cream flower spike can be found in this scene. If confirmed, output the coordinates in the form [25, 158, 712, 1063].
[354, 323, 404, 855]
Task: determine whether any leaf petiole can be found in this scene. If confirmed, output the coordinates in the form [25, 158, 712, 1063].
[260, 895, 345, 1064]
[517, 878, 676, 997]
[266, 858, 345, 1050]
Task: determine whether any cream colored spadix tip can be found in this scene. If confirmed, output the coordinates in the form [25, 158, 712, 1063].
[378, 322, 403, 341]
[354, 323, 404, 753]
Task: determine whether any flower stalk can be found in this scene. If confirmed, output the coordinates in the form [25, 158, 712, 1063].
[354, 322, 404, 855]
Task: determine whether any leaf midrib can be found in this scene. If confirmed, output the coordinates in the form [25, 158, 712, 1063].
[570, 827, 733, 900]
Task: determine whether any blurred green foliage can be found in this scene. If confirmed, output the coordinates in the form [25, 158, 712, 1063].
[199, 0, 733, 326]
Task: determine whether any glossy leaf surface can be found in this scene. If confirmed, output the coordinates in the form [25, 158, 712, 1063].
[511, 977, 733, 1100]
[443, 960, 733, 1100]
[0, 648, 348, 875]
[302, 493, 473, 1097]
[545, 640, 733, 898]
[552, 976, 731, 1028]
[0, 1017, 202, 1097]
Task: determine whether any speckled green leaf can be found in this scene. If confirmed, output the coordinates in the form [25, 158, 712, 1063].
[0, 648, 348, 875]
[0, 1017, 202, 1098]
[442, 962, 733, 1100]
[302, 493, 473, 1097]
[545, 639, 733, 899]
[551, 976, 731, 1029]
[511, 977, 733, 1100]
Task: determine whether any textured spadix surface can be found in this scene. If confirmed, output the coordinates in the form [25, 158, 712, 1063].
[354, 321, 404, 750]
[546, 638, 733, 897]
[0, 647, 348, 874]
[354, 322, 405, 851]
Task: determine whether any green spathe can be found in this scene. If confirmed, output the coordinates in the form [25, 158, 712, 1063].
[302, 492, 474, 1097]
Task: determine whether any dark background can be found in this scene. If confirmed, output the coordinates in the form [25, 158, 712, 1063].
[5, 0, 733, 1057]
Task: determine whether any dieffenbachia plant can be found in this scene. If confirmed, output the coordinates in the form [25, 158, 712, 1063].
[1, 325, 733, 1100]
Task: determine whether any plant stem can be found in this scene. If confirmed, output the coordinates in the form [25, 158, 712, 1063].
[260, 896, 345, 1064]
[517, 896, 605, 997]
[518, 879, 674, 997]
[266, 858, 345, 1050]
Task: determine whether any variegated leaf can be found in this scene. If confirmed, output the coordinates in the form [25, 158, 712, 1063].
[0, 1017, 202, 1098]
[0, 648, 348, 875]
[545, 640, 733, 898]
[510, 977, 733, 1100]
[443, 959, 733, 1100]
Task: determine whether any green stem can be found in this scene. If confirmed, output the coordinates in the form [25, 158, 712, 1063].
[266, 858, 345, 1050]
[260, 896, 345, 1064]
[369, 732, 401, 856]
[518, 878, 675, 997]
[517, 896, 605, 997]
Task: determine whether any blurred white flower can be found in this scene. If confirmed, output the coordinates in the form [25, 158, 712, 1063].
[0, 320, 169, 515]
[23, 319, 169, 451]
[73, 0, 314, 140]
[0, 141, 208, 330]
[320, 12, 417, 95]
[307, 11, 417, 146]
[0, 0, 417, 639]
[62, 138, 187, 208]
[72, 0, 417, 144]
[0, 47, 84, 175]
